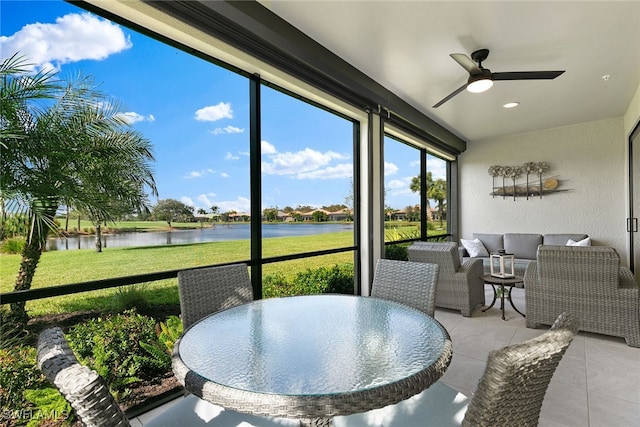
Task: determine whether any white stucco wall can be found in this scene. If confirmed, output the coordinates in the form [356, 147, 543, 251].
[624, 83, 640, 137]
[459, 117, 628, 263]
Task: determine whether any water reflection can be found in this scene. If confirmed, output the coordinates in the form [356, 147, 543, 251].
[46, 223, 353, 251]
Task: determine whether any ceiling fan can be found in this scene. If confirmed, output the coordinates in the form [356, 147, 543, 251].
[432, 48, 565, 108]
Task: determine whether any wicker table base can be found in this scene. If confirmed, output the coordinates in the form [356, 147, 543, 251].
[480, 275, 525, 320]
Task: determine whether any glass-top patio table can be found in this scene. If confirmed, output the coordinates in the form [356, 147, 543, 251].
[172, 294, 452, 426]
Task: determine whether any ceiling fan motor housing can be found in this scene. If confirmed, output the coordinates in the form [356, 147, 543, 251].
[471, 49, 490, 64]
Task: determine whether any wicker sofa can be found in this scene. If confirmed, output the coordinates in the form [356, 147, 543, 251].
[459, 233, 589, 277]
[524, 245, 640, 347]
[408, 242, 485, 317]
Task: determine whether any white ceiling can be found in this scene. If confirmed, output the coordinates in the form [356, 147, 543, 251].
[259, 1, 640, 142]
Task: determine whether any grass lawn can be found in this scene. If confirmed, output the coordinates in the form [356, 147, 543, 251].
[0, 232, 355, 316]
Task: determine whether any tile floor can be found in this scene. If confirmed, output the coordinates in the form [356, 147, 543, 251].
[437, 285, 640, 427]
[131, 285, 640, 426]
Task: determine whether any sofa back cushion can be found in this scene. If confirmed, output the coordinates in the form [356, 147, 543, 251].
[543, 234, 589, 246]
[472, 233, 504, 254]
[504, 233, 542, 259]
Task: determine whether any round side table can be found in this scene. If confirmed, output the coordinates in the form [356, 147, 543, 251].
[480, 274, 525, 320]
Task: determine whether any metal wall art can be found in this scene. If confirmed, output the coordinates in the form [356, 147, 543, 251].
[488, 162, 567, 200]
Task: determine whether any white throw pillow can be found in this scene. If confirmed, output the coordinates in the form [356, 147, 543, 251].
[567, 237, 591, 246]
[460, 238, 490, 257]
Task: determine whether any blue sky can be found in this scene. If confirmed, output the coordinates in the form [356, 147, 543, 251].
[1, 0, 445, 213]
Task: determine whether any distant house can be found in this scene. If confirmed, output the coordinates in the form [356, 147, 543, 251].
[327, 209, 349, 221]
[228, 212, 250, 222]
[391, 209, 407, 221]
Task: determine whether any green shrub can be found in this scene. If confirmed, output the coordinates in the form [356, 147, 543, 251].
[66, 309, 167, 394]
[0, 345, 47, 413]
[138, 315, 183, 372]
[262, 273, 294, 298]
[22, 387, 73, 427]
[385, 243, 409, 260]
[0, 237, 25, 254]
[156, 315, 183, 353]
[263, 264, 354, 297]
[290, 263, 355, 295]
[111, 284, 150, 313]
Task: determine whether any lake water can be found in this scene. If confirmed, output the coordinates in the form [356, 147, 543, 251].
[46, 223, 354, 251]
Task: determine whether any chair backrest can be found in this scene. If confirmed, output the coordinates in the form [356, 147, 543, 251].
[462, 312, 578, 427]
[178, 263, 253, 329]
[371, 258, 439, 317]
[536, 245, 621, 285]
[36, 327, 131, 427]
[407, 242, 460, 274]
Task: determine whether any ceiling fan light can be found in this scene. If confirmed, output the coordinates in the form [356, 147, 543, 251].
[467, 77, 493, 93]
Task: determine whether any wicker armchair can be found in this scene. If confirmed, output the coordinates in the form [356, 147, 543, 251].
[334, 312, 578, 427]
[371, 258, 439, 317]
[524, 245, 640, 347]
[178, 263, 253, 329]
[408, 242, 484, 317]
[36, 327, 298, 427]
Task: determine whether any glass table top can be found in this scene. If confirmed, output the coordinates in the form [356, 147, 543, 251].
[179, 294, 448, 396]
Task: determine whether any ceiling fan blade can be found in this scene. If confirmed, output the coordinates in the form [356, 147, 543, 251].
[433, 83, 468, 108]
[450, 53, 481, 74]
[492, 70, 565, 80]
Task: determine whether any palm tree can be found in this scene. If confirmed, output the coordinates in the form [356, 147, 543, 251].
[1, 54, 157, 324]
[409, 172, 446, 226]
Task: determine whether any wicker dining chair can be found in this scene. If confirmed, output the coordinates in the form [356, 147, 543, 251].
[371, 258, 439, 317]
[461, 311, 579, 426]
[334, 312, 578, 427]
[36, 327, 298, 427]
[178, 263, 254, 329]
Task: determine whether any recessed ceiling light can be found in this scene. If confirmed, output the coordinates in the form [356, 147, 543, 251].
[503, 102, 520, 109]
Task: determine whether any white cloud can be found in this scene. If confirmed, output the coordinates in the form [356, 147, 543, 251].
[181, 196, 194, 207]
[387, 179, 408, 189]
[196, 194, 213, 207]
[215, 196, 250, 213]
[116, 112, 155, 124]
[0, 13, 132, 72]
[429, 159, 447, 180]
[297, 163, 353, 179]
[225, 152, 239, 160]
[262, 147, 350, 177]
[184, 168, 215, 179]
[384, 161, 399, 176]
[194, 102, 232, 122]
[212, 125, 244, 135]
[409, 160, 420, 168]
[261, 140, 276, 154]
[220, 172, 230, 178]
